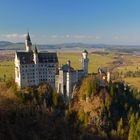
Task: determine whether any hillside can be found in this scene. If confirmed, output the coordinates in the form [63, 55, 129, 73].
[0, 76, 139, 140]
[1, 41, 140, 52]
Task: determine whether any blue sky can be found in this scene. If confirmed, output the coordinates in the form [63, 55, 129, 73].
[0, 0, 140, 44]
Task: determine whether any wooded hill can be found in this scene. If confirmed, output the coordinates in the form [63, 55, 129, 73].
[0, 77, 140, 140]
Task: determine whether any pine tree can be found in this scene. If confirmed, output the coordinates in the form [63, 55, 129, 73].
[78, 110, 85, 123]
[110, 84, 114, 97]
[52, 89, 58, 107]
[134, 119, 140, 140]
[117, 118, 124, 139]
[128, 114, 135, 140]
[91, 80, 97, 96]
[105, 94, 111, 112]
[86, 80, 91, 98]
[84, 112, 88, 128]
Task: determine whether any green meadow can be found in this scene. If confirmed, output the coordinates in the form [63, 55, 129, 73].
[0, 61, 14, 80]
[58, 52, 115, 72]
[116, 55, 140, 89]
[124, 77, 140, 90]
[1, 52, 140, 90]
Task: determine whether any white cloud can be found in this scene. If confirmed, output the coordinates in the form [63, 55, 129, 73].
[112, 35, 129, 40]
[73, 35, 101, 40]
[41, 34, 102, 44]
[2, 34, 18, 39]
[49, 34, 101, 40]
[0, 33, 34, 42]
[1, 33, 140, 45]
[66, 34, 70, 38]
[44, 34, 140, 45]
[50, 35, 58, 39]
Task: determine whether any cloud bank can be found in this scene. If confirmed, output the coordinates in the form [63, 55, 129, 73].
[0, 33, 140, 45]
[0, 33, 27, 42]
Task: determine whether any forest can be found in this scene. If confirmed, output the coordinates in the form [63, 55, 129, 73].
[0, 76, 140, 140]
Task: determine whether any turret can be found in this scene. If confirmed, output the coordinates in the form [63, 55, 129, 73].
[33, 46, 38, 64]
[82, 50, 89, 76]
[107, 71, 111, 83]
[25, 32, 32, 52]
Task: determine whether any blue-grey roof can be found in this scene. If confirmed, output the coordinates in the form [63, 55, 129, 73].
[16, 51, 58, 64]
[61, 64, 74, 72]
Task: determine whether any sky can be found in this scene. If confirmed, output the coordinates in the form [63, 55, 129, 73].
[0, 0, 140, 45]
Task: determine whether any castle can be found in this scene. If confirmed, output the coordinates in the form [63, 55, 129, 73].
[15, 33, 58, 88]
[55, 50, 89, 101]
[15, 33, 110, 101]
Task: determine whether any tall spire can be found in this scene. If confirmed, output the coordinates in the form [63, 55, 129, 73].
[82, 50, 89, 76]
[25, 32, 32, 52]
[26, 32, 31, 41]
[33, 45, 38, 64]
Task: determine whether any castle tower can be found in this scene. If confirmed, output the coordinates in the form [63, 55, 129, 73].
[107, 71, 111, 83]
[33, 46, 39, 85]
[82, 50, 89, 76]
[66, 71, 72, 102]
[33, 46, 38, 64]
[25, 32, 32, 52]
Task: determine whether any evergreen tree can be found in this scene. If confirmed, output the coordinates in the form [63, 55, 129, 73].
[134, 119, 140, 140]
[117, 118, 124, 139]
[78, 110, 85, 123]
[110, 84, 114, 97]
[52, 89, 58, 107]
[128, 114, 135, 140]
[84, 112, 88, 128]
[105, 94, 111, 112]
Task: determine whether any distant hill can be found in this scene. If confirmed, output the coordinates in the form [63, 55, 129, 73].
[0, 42, 24, 50]
[1, 41, 140, 51]
[0, 42, 107, 51]
[0, 41, 13, 46]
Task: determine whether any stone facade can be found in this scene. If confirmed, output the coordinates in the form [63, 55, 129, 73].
[15, 33, 58, 88]
[55, 50, 89, 102]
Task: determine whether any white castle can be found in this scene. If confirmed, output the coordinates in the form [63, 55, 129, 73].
[15, 33, 58, 88]
[15, 33, 110, 102]
[15, 33, 111, 102]
[55, 50, 89, 101]
[15, 33, 89, 101]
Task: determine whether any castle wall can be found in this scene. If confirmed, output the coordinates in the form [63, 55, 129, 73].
[56, 50, 89, 102]
[15, 33, 58, 89]
[15, 62, 57, 88]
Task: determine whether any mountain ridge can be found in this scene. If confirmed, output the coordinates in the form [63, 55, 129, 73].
[1, 41, 140, 51]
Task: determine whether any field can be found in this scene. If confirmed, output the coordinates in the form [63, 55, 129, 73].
[116, 54, 140, 89]
[58, 52, 115, 72]
[124, 77, 140, 90]
[1, 51, 140, 90]
[117, 55, 140, 73]
[0, 61, 14, 80]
